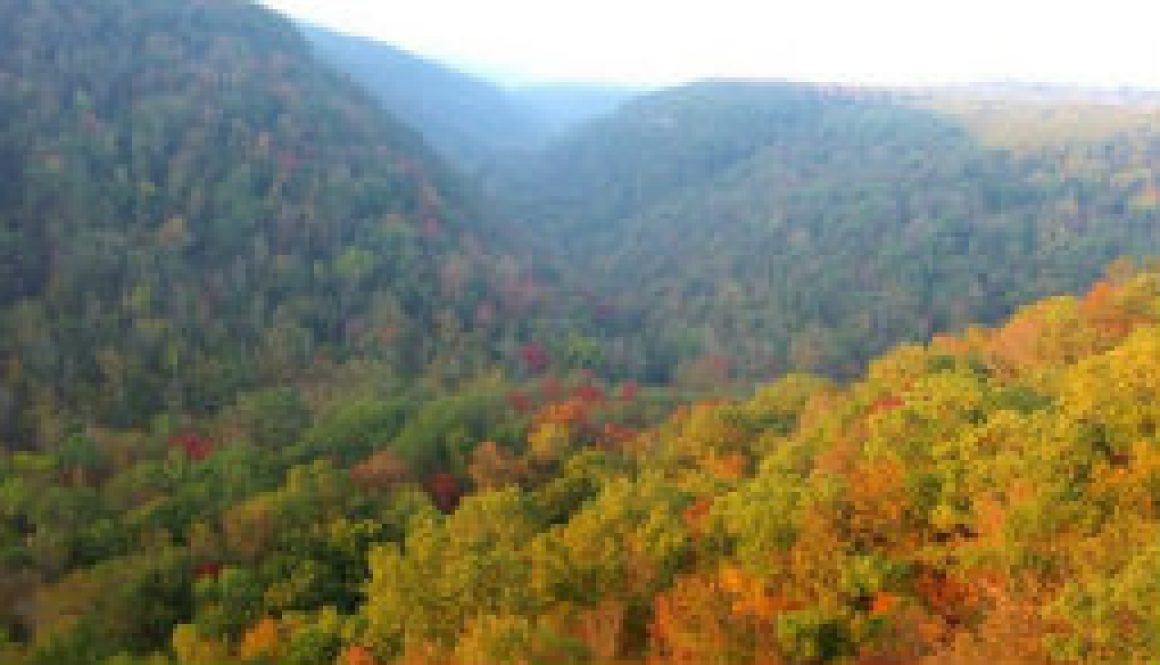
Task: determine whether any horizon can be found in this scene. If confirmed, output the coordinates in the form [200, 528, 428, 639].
[261, 0, 1160, 90]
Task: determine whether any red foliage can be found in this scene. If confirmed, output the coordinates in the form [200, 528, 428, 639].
[681, 497, 713, 536]
[193, 561, 223, 581]
[601, 423, 636, 446]
[539, 375, 563, 401]
[913, 568, 981, 627]
[426, 472, 463, 513]
[507, 390, 535, 414]
[868, 395, 904, 415]
[572, 384, 606, 404]
[168, 432, 215, 462]
[618, 381, 639, 402]
[519, 342, 551, 374]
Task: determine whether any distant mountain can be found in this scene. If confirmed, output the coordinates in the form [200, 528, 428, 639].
[490, 81, 1160, 381]
[300, 24, 546, 166]
[508, 82, 644, 136]
[0, 0, 536, 443]
[300, 24, 640, 167]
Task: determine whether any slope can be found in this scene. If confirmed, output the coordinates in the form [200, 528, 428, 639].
[0, 0, 537, 445]
[490, 81, 1160, 382]
[6, 262, 1160, 664]
[300, 23, 548, 167]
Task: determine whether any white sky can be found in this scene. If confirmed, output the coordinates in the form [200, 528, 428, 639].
[261, 0, 1160, 88]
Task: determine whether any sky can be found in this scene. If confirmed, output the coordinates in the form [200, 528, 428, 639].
[261, 0, 1160, 89]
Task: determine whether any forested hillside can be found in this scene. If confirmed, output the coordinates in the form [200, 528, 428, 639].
[6, 256, 1160, 663]
[4, 2, 1160, 664]
[0, 0, 546, 447]
[489, 82, 1160, 382]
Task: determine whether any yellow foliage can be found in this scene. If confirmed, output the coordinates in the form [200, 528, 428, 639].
[528, 421, 572, 464]
[171, 624, 230, 665]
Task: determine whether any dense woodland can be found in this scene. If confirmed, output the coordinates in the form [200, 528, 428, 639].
[487, 84, 1160, 382]
[0, 0, 560, 449]
[3, 0, 1160, 663]
[7, 261, 1160, 664]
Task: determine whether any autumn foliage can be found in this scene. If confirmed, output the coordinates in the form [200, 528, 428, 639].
[9, 266, 1160, 665]
[168, 432, 215, 461]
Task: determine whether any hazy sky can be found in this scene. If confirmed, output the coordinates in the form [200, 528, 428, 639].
[262, 0, 1160, 88]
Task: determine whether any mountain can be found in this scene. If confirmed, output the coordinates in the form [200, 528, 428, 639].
[0, 0, 540, 445]
[5, 4, 1160, 664]
[300, 24, 640, 167]
[299, 24, 547, 167]
[508, 82, 643, 136]
[489, 81, 1160, 382]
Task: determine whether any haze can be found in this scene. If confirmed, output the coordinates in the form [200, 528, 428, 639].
[261, 0, 1160, 88]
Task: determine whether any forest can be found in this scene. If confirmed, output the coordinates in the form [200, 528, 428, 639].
[1, 0, 1159, 663]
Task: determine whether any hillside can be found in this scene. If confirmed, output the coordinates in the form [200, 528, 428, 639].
[5, 4, 1160, 664]
[489, 81, 1160, 382]
[5, 262, 1160, 664]
[301, 25, 639, 168]
[300, 24, 546, 167]
[0, 0, 541, 447]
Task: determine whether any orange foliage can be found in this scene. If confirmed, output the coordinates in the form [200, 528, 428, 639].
[1090, 441, 1160, 517]
[535, 398, 590, 428]
[813, 436, 861, 476]
[351, 449, 411, 492]
[599, 422, 637, 447]
[929, 333, 972, 357]
[843, 460, 910, 550]
[703, 451, 749, 480]
[574, 599, 627, 661]
[340, 645, 380, 665]
[648, 573, 744, 665]
[1080, 279, 1134, 341]
[911, 567, 992, 647]
[467, 441, 526, 491]
[869, 591, 900, 616]
[681, 497, 713, 537]
[239, 617, 280, 661]
[917, 575, 1052, 664]
[718, 565, 798, 621]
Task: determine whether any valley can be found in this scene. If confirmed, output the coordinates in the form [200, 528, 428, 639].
[0, 1, 1158, 663]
